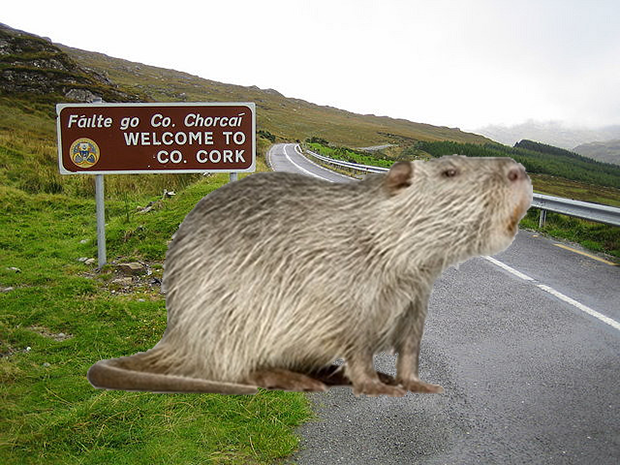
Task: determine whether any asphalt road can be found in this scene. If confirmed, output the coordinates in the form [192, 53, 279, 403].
[267, 143, 620, 464]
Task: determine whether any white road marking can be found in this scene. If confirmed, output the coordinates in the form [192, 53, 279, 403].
[483, 256, 620, 332]
[484, 256, 535, 281]
[536, 284, 620, 331]
[282, 145, 334, 182]
[266, 145, 275, 169]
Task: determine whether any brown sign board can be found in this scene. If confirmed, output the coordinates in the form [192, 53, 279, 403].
[57, 102, 255, 174]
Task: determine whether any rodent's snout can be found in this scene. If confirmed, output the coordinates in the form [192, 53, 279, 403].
[507, 163, 527, 183]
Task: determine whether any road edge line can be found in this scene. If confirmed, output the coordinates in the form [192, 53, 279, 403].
[483, 256, 620, 332]
[283, 145, 333, 182]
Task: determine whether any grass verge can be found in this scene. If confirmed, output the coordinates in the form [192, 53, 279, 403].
[305, 141, 393, 169]
[521, 209, 620, 260]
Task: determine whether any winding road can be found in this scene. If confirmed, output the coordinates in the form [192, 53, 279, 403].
[267, 143, 620, 464]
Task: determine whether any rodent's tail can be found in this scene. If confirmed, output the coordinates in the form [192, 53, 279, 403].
[87, 353, 257, 395]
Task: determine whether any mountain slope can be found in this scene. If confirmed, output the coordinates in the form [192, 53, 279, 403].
[572, 140, 620, 166]
[58, 44, 490, 148]
[475, 120, 620, 150]
[0, 23, 153, 195]
[0, 23, 142, 105]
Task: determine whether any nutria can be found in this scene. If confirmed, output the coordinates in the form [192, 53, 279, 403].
[88, 154, 532, 396]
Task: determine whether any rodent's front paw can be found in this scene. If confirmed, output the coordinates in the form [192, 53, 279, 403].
[398, 378, 444, 394]
[352, 380, 406, 397]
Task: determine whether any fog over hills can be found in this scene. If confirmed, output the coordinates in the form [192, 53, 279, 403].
[474, 120, 620, 151]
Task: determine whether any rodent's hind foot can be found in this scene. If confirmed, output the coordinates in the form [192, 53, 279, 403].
[399, 378, 444, 394]
[246, 368, 328, 392]
[352, 379, 406, 397]
[309, 365, 399, 386]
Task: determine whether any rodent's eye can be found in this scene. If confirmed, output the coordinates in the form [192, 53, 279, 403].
[442, 168, 458, 178]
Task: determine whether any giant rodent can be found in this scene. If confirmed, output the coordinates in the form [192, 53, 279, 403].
[88, 154, 533, 396]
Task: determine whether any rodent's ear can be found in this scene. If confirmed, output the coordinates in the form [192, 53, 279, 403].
[385, 162, 413, 195]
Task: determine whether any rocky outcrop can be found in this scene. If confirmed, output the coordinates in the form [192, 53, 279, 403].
[0, 22, 141, 102]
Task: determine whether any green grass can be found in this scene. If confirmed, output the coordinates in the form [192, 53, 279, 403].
[530, 174, 620, 208]
[0, 146, 311, 464]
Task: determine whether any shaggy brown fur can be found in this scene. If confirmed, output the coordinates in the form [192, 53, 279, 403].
[88, 155, 532, 396]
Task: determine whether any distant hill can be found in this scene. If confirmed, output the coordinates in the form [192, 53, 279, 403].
[57, 43, 489, 148]
[512, 139, 620, 187]
[572, 140, 620, 166]
[474, 120, 620, 150]
[0, 22, 489, 147]
[402, 139, 620, 190]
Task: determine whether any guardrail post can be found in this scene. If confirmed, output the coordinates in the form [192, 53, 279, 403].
[538, 210, 547, 228]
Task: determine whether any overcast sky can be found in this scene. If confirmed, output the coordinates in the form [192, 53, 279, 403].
[4, 0, 620, 130]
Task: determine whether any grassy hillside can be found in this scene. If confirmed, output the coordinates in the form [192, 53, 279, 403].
[59, 44, 490, 148]
[0, 24, 141, 106]
[514, 139, 620, 186]
[306, 139, 620, 199]
[573, 139, 620, 166]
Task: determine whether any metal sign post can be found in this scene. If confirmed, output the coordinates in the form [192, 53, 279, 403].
[95, 174, 106, 267]
[56, 102, 256, 268]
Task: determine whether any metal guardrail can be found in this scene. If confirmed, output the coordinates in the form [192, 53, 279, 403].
[303, 148, 620, 227]
[530, 194, 620, 227]
[305, 149, 388, 174]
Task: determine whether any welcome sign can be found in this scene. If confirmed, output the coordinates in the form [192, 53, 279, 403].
[57, 102, 256, 174]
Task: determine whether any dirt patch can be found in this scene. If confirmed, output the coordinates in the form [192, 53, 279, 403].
[29, 326, 73, 342]
[81, 258, 165, 297]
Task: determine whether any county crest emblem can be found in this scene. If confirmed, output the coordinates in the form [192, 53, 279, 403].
[70, 138, 100, 168]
